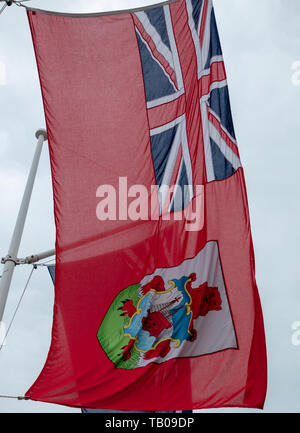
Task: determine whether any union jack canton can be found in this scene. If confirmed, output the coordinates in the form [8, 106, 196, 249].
[133, 0, 242, 213]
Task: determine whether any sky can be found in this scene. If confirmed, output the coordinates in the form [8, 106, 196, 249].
[0, 0, 300, 413]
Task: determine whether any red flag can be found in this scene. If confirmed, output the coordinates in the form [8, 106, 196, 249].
[26, 0, 267, 410]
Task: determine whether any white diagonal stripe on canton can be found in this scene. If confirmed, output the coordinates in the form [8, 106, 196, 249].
[181, 116, 194, 190]
[201, 101, 215, 182]
[208, 106, 238, 147]
[186, 0, 203, 74]
[135, 27, 178, 92]
[200, 0, 213, 69]
[164, 4, 184, 90]
[198, 0, 206, 35]
[200, 79, 228, 103]
[147, 88, 185, 109]
[198, 55, 224, 80]
[209, 121, 242, 171]
[135, 11, 176, 75]
[150, 113, 185, 136]
[159, 123, 182, 213]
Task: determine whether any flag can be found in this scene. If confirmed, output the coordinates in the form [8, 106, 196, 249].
[26, 0, 267, 411]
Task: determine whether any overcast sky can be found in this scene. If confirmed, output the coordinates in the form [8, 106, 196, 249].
[0, 0, 299, 413]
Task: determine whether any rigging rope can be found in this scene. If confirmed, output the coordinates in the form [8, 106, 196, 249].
[0, 3, 7, 14]
[36, 257, 56, 266]
[12, 1, 29, 6]
[0, 267, 35, 400]
[0, 266, 35, 352]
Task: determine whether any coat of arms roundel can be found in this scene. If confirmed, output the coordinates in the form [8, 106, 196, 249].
[97, 242, 238, 369]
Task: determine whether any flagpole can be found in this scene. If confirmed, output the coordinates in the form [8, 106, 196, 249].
[0, 129, 48, 323]
[25, 248, 56, 264]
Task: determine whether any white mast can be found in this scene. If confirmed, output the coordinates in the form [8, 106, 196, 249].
[0, 129, 48, 323]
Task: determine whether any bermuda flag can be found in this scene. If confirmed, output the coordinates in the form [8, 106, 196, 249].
[26, 0, 267, 410]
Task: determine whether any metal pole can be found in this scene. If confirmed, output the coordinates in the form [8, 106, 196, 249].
[25, 248, 56, 265]
[0, 129, 48, 323]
